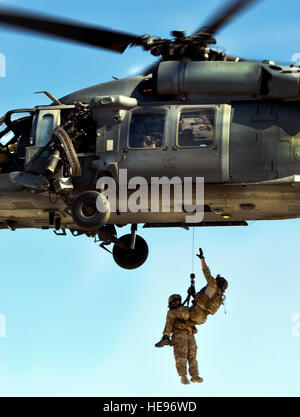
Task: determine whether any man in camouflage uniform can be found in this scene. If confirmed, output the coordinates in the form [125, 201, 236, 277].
[186, 249, 228, 326]
[155, 294, 203, 385]
[155, 248, 228, 384]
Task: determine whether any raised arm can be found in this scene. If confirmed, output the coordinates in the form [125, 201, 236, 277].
[201, 257, 207, 269]
[196, 248, 217, 288]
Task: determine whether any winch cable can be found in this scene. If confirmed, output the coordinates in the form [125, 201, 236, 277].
[182, 228, 196, 307]
[192, 227, 195, 274]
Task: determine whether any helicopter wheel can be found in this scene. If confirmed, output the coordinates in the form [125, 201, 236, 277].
[71, 191, 110, 230]
[112, 234, 149, 270]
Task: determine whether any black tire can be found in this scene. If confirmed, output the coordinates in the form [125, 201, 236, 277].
[113, 234, 149, 270]
[71, 191, 110, 230]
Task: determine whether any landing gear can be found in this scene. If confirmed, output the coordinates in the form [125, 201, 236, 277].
[69, 219, 149, 269]
[71, 191, 110, 230]
[112, 233, 149, 270]
[111, 224, 149, 269]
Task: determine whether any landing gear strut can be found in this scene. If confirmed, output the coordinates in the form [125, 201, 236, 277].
[56, 222, 149, 270]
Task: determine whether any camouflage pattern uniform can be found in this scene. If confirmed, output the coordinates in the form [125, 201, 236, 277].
[162, 306, 190, 336]
[202, 264, 218, 287]
[186, 264, 218, 325]
[161, 264, 219, 377]
[171, 327, 199, 378]
[163, 307, 199, 378]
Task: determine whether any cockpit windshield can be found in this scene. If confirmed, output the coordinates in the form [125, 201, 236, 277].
[0, 110, 34, 172]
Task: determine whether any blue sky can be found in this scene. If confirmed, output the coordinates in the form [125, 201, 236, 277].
[0, 0, 300, 397]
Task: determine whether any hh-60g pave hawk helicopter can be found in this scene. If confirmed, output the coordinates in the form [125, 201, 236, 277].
[0, 0, 299, 269]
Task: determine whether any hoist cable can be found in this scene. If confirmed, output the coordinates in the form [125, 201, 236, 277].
[183, 228, 196, 307]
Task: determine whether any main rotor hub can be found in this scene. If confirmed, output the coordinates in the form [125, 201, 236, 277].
[141, 31, 221, 61]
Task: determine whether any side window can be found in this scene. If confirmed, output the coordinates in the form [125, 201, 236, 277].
[129, 112, 165, 148]
[37, 114, 54, 146]
[178, 109, 215, 147]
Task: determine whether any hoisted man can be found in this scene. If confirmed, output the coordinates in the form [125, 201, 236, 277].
[155, 248, 228, 385]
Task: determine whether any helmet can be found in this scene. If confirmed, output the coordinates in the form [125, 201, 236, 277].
[216, 275, 228, 291]
[168, 294, 182, 307]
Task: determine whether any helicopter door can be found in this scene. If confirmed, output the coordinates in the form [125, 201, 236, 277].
[118, 107, 171, 181]
[171, 105, 231, 183]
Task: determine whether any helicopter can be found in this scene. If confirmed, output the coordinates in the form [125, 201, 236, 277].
[0, 0, 299, 270]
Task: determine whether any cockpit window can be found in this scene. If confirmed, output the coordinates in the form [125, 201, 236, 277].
[0, 112, 32, 146]
[10, 112, 31, 122]
[129, 112, 165, 148]
[178, 109, 215, 147]
[0, 130, 14, 146]
[0, 113, 33, 171]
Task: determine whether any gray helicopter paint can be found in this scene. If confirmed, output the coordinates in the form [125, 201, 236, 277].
[59, 77, 144, 104]
[117, 104, 230, 182]
[2, 181, 300, 230]
[229, 102, 279, 182]
[229, 101, 300, 183]
[97, 98, 300, 185]
[58, 59, 300, 107]
[1, 68, 300, 230]
[275, 102, 300, 178]
[1, 100, 300, 231]
[155, 61, 300, 99]
[157, 61, 263, 96]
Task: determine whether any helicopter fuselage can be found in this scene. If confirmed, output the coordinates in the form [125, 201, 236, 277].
[0, 61, 300, 233]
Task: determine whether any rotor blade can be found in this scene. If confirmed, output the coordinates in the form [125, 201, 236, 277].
[196, 0, 262, 35]
[0, 7, 145, 53]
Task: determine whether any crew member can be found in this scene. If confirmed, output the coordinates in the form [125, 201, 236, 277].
[155, 293, 203, 385]
[155, 248, 228, 384]
[189, 248, 228, 325]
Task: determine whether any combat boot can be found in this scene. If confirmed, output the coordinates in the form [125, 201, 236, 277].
[191, 375, 204, 383]
[155, 335, 171, 348]
[180, 376, 190, 385]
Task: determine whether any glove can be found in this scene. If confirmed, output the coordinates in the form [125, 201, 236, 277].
[155, 335, 171, 348]
[196, 248, 204, 259]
